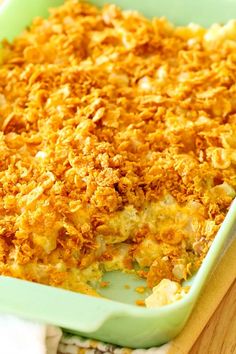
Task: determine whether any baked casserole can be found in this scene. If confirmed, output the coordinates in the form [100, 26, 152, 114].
[0, 0, 236, 305]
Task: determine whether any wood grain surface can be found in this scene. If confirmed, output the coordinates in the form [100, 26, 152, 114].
[190, 280, 236, 354]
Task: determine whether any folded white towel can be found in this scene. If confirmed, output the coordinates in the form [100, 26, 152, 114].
[0, 315, 171, 354]
[0, 315, 173, 354]
[0, 315, 62, 354]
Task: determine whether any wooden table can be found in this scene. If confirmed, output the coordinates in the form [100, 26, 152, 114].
[190, 280, 236, 354]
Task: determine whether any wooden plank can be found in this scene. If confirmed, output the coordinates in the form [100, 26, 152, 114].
[190, 280, 236, 354]
[167, 239, 236, 354]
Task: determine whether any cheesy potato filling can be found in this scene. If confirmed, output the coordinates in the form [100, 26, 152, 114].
[0, 0, 236, 304]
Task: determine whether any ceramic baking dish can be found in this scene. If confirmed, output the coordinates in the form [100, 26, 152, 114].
[0, 0, 236, 348]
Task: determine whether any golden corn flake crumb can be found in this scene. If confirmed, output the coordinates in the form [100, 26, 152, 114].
[0, 0, 236, 299]
[100, 281, 110, 288]
[136, 300, 146, 307]
[124, 284, 130, 289]
[135, 286, 146, 294]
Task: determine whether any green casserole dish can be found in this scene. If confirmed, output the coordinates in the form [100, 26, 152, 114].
[0, 0, 236, 348]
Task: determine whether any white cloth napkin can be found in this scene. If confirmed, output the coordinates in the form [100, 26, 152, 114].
[0, 315, 170, 354]
[0, 315, 62, 354]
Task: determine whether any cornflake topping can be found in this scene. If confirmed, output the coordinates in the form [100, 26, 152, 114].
[0, 0, 235, 300]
